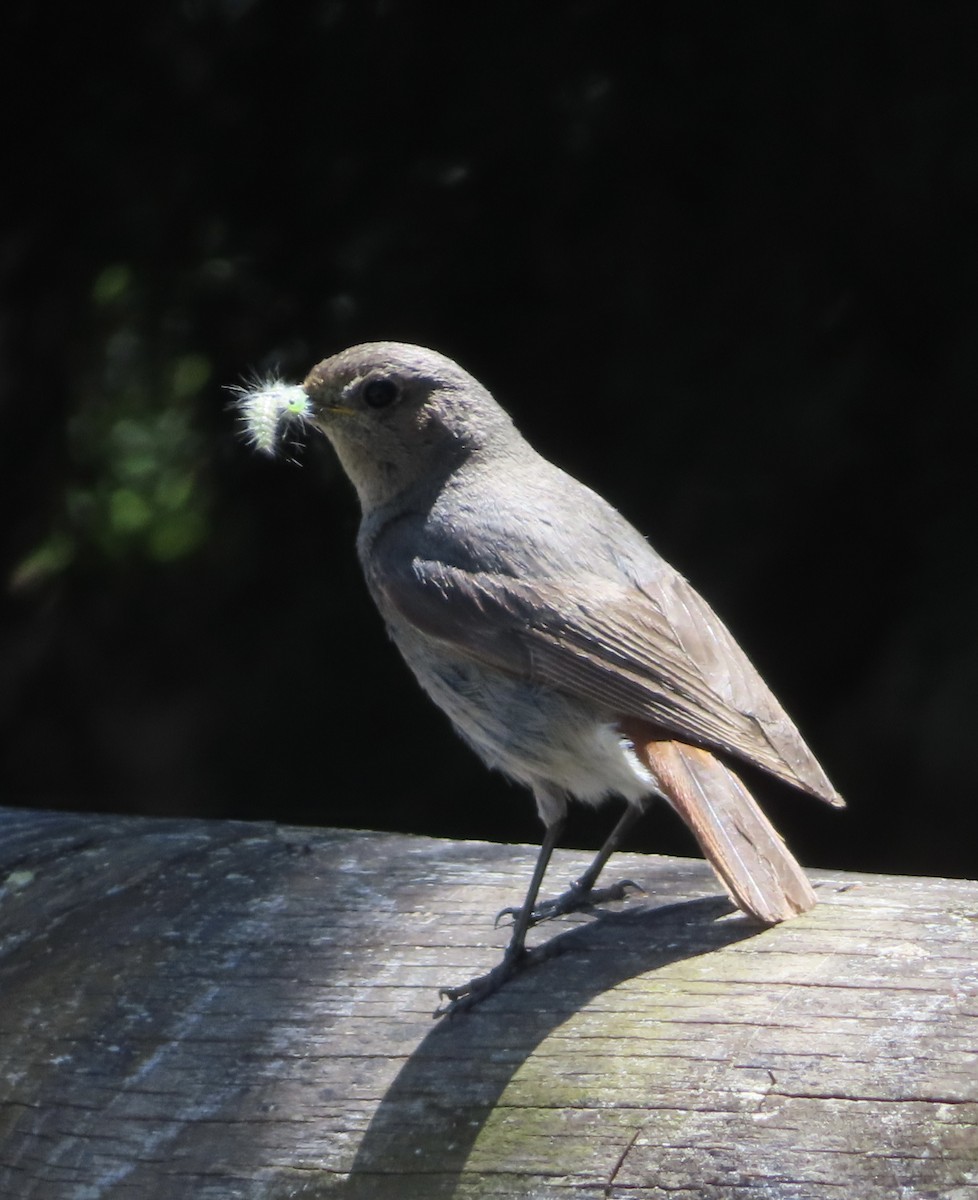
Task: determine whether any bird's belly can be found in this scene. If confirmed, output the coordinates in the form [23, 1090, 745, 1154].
[397, 634, 653, 805]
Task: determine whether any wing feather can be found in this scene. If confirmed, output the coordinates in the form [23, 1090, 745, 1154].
[374, 557, 842, 806]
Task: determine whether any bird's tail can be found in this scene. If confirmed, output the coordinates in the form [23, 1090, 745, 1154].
[636, 738, 817, 923]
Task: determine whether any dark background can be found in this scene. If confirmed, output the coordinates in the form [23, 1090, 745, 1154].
[2, 3, 976, 881]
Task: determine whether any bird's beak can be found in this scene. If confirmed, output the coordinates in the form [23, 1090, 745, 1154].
[301, 383, 356, 421]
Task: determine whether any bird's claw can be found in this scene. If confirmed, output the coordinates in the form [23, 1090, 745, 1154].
[435, 948, 526, 1017]
[493, 905, 521, 929]
[493, 877, 644, 929]
[435, 942, 560, 1018]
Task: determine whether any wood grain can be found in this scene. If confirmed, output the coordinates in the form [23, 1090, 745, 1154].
[0, 807, 975, 1198]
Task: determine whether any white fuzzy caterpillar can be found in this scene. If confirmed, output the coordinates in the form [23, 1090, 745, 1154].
[231, 376, 312, 456]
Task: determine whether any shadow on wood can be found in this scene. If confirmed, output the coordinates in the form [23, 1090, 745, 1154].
[301, 894, 752, 1200]
[0, 807, 975, 1199]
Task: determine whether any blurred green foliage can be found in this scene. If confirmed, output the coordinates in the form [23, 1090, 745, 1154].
[12, 265, 211, 588]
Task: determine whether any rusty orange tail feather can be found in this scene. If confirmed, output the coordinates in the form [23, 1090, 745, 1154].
[636, 738, 818, 923]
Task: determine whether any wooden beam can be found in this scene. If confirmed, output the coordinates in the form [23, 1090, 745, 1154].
[0, 807, 975, 1198]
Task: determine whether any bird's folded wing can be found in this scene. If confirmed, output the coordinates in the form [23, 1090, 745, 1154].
[376, 558, 843, 806]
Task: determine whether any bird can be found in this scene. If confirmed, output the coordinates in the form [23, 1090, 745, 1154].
[237, 341, 844, 1014]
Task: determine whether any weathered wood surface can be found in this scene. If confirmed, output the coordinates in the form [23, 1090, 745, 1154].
[0, 807, 975, 1200]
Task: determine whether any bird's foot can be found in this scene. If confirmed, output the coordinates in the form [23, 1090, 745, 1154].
[494, 877, 644, 929]
[435, 942, 556, 1018]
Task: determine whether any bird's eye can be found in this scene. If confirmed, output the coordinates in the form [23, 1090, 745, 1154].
[362, 378, 400, 409]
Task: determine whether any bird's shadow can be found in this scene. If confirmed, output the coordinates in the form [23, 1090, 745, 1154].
[274, 890, 761, 1199]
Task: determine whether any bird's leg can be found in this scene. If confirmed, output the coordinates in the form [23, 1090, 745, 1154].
[497, 803, 646, 927]
[436, 817, 566, 1016]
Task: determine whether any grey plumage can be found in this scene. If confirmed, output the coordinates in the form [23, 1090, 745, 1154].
[296, 341, 843, 1012]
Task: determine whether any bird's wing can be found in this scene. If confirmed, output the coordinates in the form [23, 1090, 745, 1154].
[374, 557, 842, 805]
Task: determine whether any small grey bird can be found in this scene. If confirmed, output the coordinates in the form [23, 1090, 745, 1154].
[240, 341, 843, 1014]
